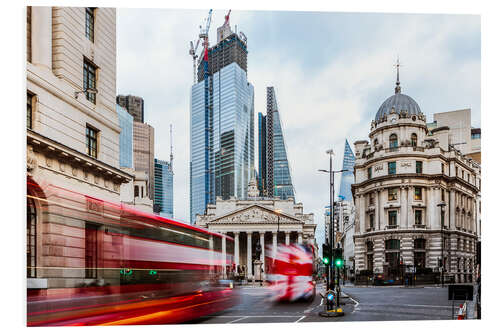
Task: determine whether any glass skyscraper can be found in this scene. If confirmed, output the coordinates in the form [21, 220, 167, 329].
[154, 158, 173, 218]
[190, 19, 254, 223]
[258, 87, 295, 200]
[338, 139, 355, 202]
[117, 104, 133, 169]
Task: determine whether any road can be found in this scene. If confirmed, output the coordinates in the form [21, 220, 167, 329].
[188, 283, 469, 324]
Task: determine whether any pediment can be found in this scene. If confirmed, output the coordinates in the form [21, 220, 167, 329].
[207, 204, 302, 225]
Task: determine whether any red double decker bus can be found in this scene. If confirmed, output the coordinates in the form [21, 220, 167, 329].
[27, 181, 237, 326]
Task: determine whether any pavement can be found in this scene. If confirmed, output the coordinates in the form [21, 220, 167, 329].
[186, 282, 478, 324]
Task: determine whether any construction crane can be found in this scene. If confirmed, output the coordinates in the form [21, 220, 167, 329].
[188, 9, 212, 84]
[224, 9, 231, 25]
[169, 124, 174, 174]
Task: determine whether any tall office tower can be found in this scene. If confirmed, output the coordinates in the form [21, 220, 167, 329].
[258, 87, 295, 200]
[133, 121, 155, 199]
[338, 139, 355, 202]
[117, 94, 144, 123]
[117, 104, 134, 169]
[190, 16, 254, 223]
[154, 158, 174, 218]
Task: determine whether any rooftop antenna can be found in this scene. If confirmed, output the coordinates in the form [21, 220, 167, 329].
[170, 124, 174, 172]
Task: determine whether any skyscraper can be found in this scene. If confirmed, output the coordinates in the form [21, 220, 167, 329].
[258, 87, 295, 200]
[117, 104, 134, 169]
[133, 121, 154, 199]
[190, 15, 254, 223]
[117, 95, 144, 123]
[338, 139, 355, 202]
[154, 158, 173, 218]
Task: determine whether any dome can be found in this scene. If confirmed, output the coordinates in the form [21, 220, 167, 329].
[375, 92, 422, 122]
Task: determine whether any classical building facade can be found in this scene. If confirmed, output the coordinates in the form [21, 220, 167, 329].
[195, 179, 316, 281]
[352, 66, 481, 284]
[27, 7, 134, 290]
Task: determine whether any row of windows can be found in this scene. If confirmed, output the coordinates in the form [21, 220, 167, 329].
[373, 133, 419, 149]
[367, 160, 423, 179]
[367, 209, 426, 230]
[368, 186, 429, 204]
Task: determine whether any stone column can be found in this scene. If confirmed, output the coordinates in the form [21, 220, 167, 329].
[401, 186, 408, 229]
[272, 232, 277, 257]
[260, 232, 265, 280]
[298, 232, 303, 244]
[222, 233, 226, 278]
[247, 232, 252, 280]
[408, 186, 413, 227]
[375, 190, 380, 230]
[285, 232, 290, 245]
[31, 6, 52, 70]
[234, 232, 240, 268]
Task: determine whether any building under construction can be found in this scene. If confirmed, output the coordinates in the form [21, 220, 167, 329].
[190, 11, 254, 223]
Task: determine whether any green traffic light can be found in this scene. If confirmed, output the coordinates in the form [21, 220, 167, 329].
[323, 257, 330, 265]
[335, 258, 343, 267]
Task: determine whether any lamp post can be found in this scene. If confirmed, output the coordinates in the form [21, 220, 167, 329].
[274, 209, 282, 233]
[319, 149, 347, 305]
[437, 202, 447, 287]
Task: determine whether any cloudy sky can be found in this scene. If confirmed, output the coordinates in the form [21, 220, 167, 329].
[116, 9, 480, 243]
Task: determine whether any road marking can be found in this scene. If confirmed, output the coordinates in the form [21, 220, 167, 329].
[203, 315, 304, 318]
[360, 303, 451, 309]
[228, 316, 249, 323]
[295, 316, 306, 323]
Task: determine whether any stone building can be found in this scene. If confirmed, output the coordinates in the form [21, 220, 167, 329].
[133, 121, 155, 200]
[116, 94, 144, 123]
[26, 7, 133, 290]
[195, 179, 316, 281]
[352, 64, 480, 284]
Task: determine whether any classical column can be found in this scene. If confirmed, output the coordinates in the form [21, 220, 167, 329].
[285, 232, 290, 245]
[222, 233, 226, 278]
[247, 232, 252, 280]
[31, 6, 52, 70]
[234, 232, 240, 268]
[260, 232, 265, 280]
[401, 186, 408, 229]
[375, 190, 380, 230]
[272, 232, 277, 257]
[298, 232, 303, 244]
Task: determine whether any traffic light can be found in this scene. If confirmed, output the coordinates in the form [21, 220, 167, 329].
[325, 290, 335, 310]
[322, 243, 331, 265]
[333, 248, 344, 268]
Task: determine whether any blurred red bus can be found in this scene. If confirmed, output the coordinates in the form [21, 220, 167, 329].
[27, 181, 237, 326]
[265, 244, 316, 302]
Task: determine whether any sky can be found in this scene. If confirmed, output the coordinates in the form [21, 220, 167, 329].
[116, 9, 480, 244]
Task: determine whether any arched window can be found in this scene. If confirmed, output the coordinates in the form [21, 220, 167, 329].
[389, 134, 398, 148]
[411, 133, 417, 147]
[27, 197, 36, 278]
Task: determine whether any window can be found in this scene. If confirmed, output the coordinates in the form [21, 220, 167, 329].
[467, 174, 470, 182]
[415, 210, 422, 225]
[85, 7, 95, 42]
[85, 223, 98, 278]
[411, 133, 417, 147]
[367, 241, 374, 252]
[388, 188, 398, 201]
[141, 186, 144, 198]
[455, 166, 458, 177]
[414, 251, 426, 268]
[369, 214, 374, 230]
[389, 134, 398, 148]
[441, 163, 445, 174]
[373, 138, 378, 146]
[388, 161, 396, 175]
[86, 125, 98, 158]
[134, 185, 139, 197]
[414, 187, 422, 200]
[416, 161, 423, 174]
[388, 210, 397, 227]
[441, 189, 445, 202]
[462, 170, 464, 178]
[27, 197, 36, 278]
[385, 239, 400, 250]
[83, 59, 97, 104]
[414, 238, 426, 250]
[368, 167, 372, 179]
[27, 92, 33, 129]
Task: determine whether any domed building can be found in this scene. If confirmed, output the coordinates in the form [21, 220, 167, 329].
[352, 63, 481, 284]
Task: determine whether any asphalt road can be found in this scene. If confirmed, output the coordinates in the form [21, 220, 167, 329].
[187, 283, 470, 324]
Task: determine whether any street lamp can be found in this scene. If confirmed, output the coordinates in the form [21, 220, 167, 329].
[437, 201, 447, 287]
[318, 149, 347, 307]
[274, 209, 282, 233]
